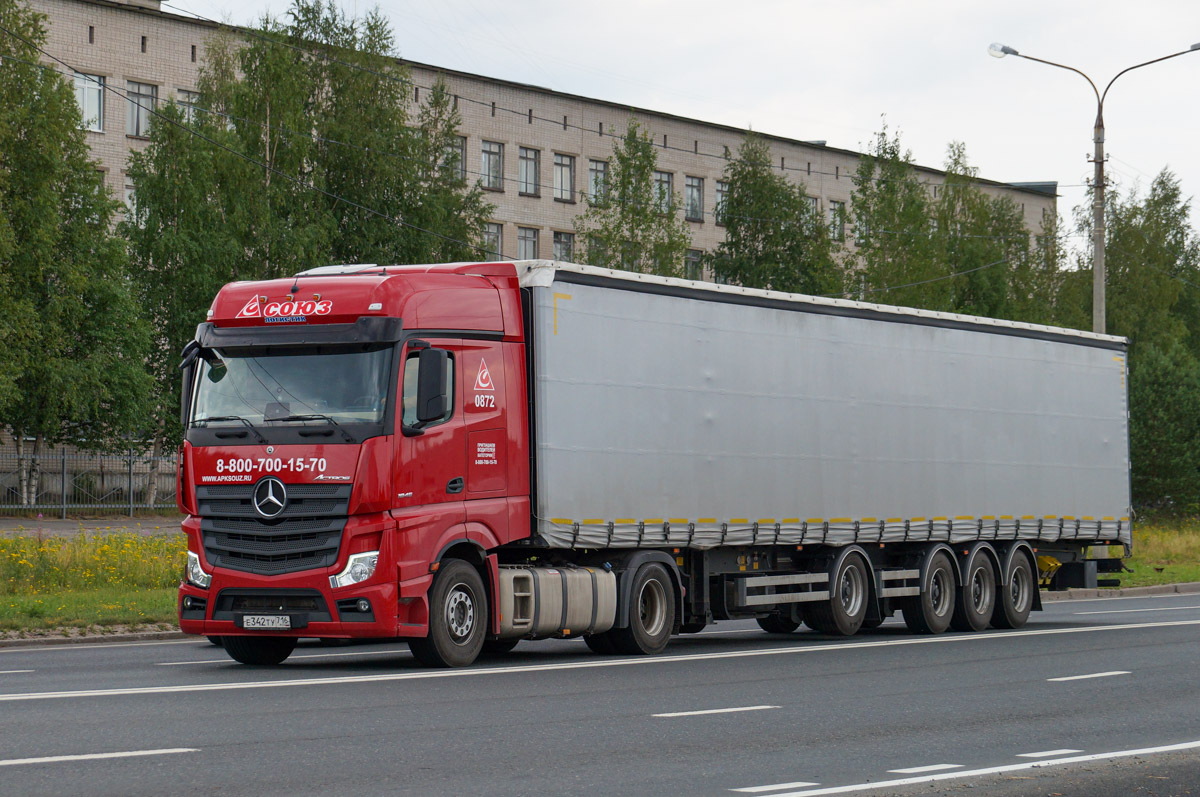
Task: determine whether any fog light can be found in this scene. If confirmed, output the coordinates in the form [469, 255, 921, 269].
[356, 598, 371, 613]
[183, 596, 194, 610]
[330, 551, 379, 589]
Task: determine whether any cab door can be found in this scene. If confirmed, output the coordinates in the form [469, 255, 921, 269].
[394, 337, 467, 517]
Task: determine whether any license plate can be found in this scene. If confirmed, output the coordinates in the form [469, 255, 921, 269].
[242, 614, 291, 630]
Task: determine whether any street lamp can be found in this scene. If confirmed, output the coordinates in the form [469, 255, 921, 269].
[989, 41, 1200, 335]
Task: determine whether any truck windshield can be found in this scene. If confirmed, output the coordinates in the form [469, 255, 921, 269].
[191, 347, 392, 427]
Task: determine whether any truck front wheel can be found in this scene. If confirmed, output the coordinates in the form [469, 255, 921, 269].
[409, 560, 487, 668]
[221, 635, 296, 665]
[611, 564, 675, 655]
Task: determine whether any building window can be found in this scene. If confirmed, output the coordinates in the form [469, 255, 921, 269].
[553, 154, 575, 202]
[482, 223, 502, 258]
[518, 146, 539, 196]
[517, 227, 539, 260]
[190, 44, 197, 63]
[74, 73, 104, 132]
[444, 135, 466, 182]
[653, 171, 673, 212]
[123, 177, 136, 214]
[140, 35, 147, 54]
[481, 141, 503, 191]
[828, 200, 846, 241]
[685, 176, 704, 222]
[588, 159, 608, 201]
[715, 180, 729, 225]
[806, 196, 819, 214]
[126, 81, 157, 137]
[553, 231, 574, 261]
[685, 249, 703, 281]
[176, 89, 200, 123]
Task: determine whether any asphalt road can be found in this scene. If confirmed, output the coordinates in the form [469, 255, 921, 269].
[2, 593, 1200, 797]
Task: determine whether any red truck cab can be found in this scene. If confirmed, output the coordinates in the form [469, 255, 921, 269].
[177, 262, 530, 665]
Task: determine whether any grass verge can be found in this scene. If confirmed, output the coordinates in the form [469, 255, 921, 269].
[1114, 523, 1200, 588]
[0, 586, 178, 632]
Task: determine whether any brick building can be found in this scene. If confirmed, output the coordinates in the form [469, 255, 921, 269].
[31, 0, 1058, 275]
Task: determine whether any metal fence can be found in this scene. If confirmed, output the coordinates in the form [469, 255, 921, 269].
[0, 447, 177, 517]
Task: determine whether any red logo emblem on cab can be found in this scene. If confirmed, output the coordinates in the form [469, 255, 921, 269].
[474, 359, 494, 391]
[235, 297, 333, 321]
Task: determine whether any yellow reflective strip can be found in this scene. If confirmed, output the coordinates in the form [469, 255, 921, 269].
[806, 518, 824, 524]
[697, 518, 717, 524]
[911, 517, 927, 522]
[830, 517, 853, 523]
[955, 515, 973, 521]
[886, 518, 902, 523]
[1021, 516, 1035, 520]
[982, 516, 995, 521]
[932, 516, 947, 521]
[1082, 516, 1094, 521]
[550, 518, 573, 525]
[758, 518, 776, 525]
[1121, 517, 1130, 522]
[669, 518, 688, 525]
[581, 519, 605, 526]
[1103, 516, 1115, 521]
[1044, 515, 1057, 520]
[615, 518, 636, 524]
[730, 518, 749, 524]
[1065, 516, 1077, 521]
[643, 519, 663, 524]
[782, 518, 800, 524]
[1000, 515, 1013, 520]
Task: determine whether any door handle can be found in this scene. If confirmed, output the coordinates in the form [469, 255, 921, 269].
[446, 477, 464, 494]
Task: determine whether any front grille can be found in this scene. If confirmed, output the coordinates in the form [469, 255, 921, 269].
[212, 589, 332, 622]
[197, 483, 351, 576]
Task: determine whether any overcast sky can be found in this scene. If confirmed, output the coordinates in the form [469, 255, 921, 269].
[178, 0, 1200, 246]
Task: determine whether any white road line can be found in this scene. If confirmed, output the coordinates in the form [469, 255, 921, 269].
[1076, 605, 1200, 615]
[0, 639, 198, 654]
[731, 781, 820, 793]
[0, 748, 198, 767]
[756, 740, 1200, 796]
[2, 618, 1197, 703]
[157, 648, 409, 666]
[0, 670, 34, 675]
[1047, 670, 1130, 682]
[886, 764, 962, 774]
[653, 705, 777, 718]
[1016, 749, 1083, 758]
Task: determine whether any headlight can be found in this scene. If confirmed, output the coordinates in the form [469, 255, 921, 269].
[186, 551, 211, 589]
[330, 551, 379, 589]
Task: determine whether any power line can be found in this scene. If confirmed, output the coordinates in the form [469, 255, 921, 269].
[821, 257, 1009, 299]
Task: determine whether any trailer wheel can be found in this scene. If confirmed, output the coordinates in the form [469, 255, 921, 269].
[902, 551, 955, 634]
[806, 554, 869, 636]
[611, 563, 675, 655]
[991, 552, 1034, 629]
[408, 560, 487, 668]
[951, 550, 997, 632]
[679, 621, 708, 634]
[584, 632, 617, 654]
[221, 635, 296, 665]
[480, 637, 520, 656]
[756, 613, 800, 634]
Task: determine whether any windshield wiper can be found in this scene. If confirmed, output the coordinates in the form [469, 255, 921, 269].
[263, 413, 356, 443]
[192, 415, 267, 444]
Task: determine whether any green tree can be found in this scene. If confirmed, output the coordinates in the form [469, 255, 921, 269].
[574, 118, 691, 276]
[849, 126, 948, 310]
[1128, 342, 1200, 512]
[0, 0, 152, 501]
[706, 134, 837, 294]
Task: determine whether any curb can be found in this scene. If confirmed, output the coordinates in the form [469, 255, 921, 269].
[1041, 581, 1200, 601]
[0, 630, 189, 649]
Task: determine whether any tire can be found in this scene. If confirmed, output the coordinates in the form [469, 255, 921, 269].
[480, 637, 520, 656]
[991, 552, 1035, 629]
[951, 550, 997, 632]
[584, 632, 617, 654]
[756, 613, 800, 634]
[610, 563, 675, 655]
[859, 615, 884, 632]
[221, 635, 296, 665]
[902, 551, 956, 634]
[806, 554, 869, 636]
[408, 560, 487, 668]
[206, 636, 224, 647]
[679, 621, 708, 634]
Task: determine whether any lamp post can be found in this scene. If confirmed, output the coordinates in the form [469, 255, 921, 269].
[989, 42, 1200, 335]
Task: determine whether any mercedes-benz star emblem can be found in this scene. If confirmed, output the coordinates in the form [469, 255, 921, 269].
[253, 477, 287, 518]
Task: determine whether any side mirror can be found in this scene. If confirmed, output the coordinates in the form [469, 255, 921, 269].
[179, 341, 200, 428]
[416, 348, 450, 423]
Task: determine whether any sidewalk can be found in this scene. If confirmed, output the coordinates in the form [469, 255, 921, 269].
[0, 514, 184, 535]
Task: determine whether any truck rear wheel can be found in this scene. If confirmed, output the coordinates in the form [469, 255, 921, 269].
[409, 560, 487, 668]
[221, 635, 296, 665]
[951, 550, 996, 632]
[991, 552, 1034, 629]
[806, 554, 869, 636]
[756, 613, 800, 634]
[611, 564, 675, 655]
[902, 551, 955, 634]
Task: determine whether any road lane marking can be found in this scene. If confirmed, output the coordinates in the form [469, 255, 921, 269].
[1047, 670, 1130, 682]
[0, 639, 198, 654]
[2, 618, 1198, 703]
[731, 782, 820, 793]
[757, 740, 1200, 796]
[1016, 749, 1082, 758]
[0, 748, 198, 767]
[0, 670, 34, 675]
[1076, 605, 1200, 615]
[886, 764, 962, 774]
[158, 648, 409, 666]
[653, 705, 778, 718]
